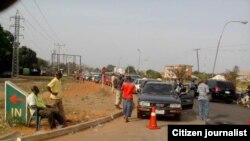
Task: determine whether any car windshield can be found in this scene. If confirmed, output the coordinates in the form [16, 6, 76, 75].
[142, 83, 173, 95]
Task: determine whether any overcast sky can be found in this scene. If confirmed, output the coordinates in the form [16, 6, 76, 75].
[0, 0, 250, 73]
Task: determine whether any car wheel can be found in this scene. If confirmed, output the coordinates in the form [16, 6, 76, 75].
[137, 111, 143, 119]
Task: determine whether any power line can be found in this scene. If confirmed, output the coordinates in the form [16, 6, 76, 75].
[20, 0, 56, 42]
[24, 19, 54, 43]
[33, 0, 62, 42]
[23, 31, 49, 56]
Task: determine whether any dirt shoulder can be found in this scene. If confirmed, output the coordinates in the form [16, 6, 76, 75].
[0, 77, 119, 136]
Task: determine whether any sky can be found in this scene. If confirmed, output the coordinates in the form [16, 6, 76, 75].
[0, 0, 250, 73]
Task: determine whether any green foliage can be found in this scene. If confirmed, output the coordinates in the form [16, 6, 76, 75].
[125, 66, 136, 74]
[146, 69, 162, 79]
[94, 68, 100, 73]
[0, 25, 14, 74]
[37, 57, 49, 68]
[106, 64, 115, 72]
[224, 66, 239, 85]
[19, 46, 38, 68]
[193, 72, 212, 80]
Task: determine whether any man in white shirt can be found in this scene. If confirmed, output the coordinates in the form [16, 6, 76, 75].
[27, 86, 65, 129]
[197, 79, 210, 122]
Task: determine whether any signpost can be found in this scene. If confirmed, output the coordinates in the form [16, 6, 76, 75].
[5, 81, 28, 123]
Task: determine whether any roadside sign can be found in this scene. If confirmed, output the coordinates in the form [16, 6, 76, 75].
[5, 81, 28, 123]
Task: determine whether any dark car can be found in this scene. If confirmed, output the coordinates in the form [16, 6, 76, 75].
[0, 71, 12, 78]
[138, 79, 161, 93]
[137, 81, 193, 120]
[207, 79, 236, 103]
[128, 74, 142, 82]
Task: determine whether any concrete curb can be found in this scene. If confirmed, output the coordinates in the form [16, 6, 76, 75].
[0, 131, 21, 141]
[17, 111, 123, 141]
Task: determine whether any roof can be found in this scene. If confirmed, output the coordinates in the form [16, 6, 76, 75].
[211, 75, 226, 81]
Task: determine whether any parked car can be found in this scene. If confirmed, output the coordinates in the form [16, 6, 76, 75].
[137, 81, 193, 120]
[128, 74, 142, 82]
[138, 79, 161, 93]
[207, 79, 237, 103]
[0, 71, 11, 78]
[92, 75, 102, 83]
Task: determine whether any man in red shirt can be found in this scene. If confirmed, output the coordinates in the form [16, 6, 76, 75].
[121, 75, 136, 122]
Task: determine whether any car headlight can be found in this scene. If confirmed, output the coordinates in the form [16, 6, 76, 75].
[139, 101, 150, 106]
[170, 104, 181, 108]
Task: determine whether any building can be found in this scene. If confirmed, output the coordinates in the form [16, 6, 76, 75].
[163, 64, 193, 79]
[237, 71, 250, 81]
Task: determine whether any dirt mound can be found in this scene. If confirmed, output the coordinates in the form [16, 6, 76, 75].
[0, 79, 119, 136]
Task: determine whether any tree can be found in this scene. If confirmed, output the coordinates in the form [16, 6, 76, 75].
[173, 66, 188, 80]
[0, 25, 14, 74]
[106, 64, 115, 72]
[19, 46, 38, 68]
[37, 58, 49, 69]
[224, 66, 239, 85]
[193, 71, 212, 80]
[146, 69, 162, 79]
[125, 66, 136, 74]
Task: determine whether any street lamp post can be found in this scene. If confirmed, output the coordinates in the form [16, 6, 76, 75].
[212, 20, 248, 76]
[137, 49, 141, 74]
[144, 59, 148, 76]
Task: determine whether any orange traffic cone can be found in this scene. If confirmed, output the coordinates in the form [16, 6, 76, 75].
[147, 105, 160, 129]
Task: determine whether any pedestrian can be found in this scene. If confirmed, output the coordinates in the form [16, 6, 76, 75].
[114, 74, 124, 109]
[189, 79, 196, 91]
[175, 79, 184, 93]
[197, 79, 210, 122]
[189, 79, 196, 96]
[47, 71, 70, 122]
[27, 86, 66, 129]
[111, 73, 117, 94]
[121, 75, 136, 122]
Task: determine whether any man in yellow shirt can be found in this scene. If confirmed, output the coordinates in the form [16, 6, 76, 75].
[47, 71, 68, 122]
[27, 86, 65, 129]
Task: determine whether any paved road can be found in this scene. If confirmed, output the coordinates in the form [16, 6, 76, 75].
[46, 98, 250, 141]
[47, 100, 204, 141]
[194, 99, 250, 124]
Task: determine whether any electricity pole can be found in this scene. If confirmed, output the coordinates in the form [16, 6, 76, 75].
[193, 48, 200, 73]
[10, 10, 24, 77]
[54, 43, 65, 71]
[51, 53, 81, 74]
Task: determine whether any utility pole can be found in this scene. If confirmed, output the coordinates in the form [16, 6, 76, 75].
[54, 43, 65, 71]
[10, 10, 24, 77]
[137, 49, 141, 74]
[51, 53, 81, 75]
[193, 48, 200, 73]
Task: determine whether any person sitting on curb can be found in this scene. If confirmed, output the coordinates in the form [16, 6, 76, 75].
[27, 85, 66, 129]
